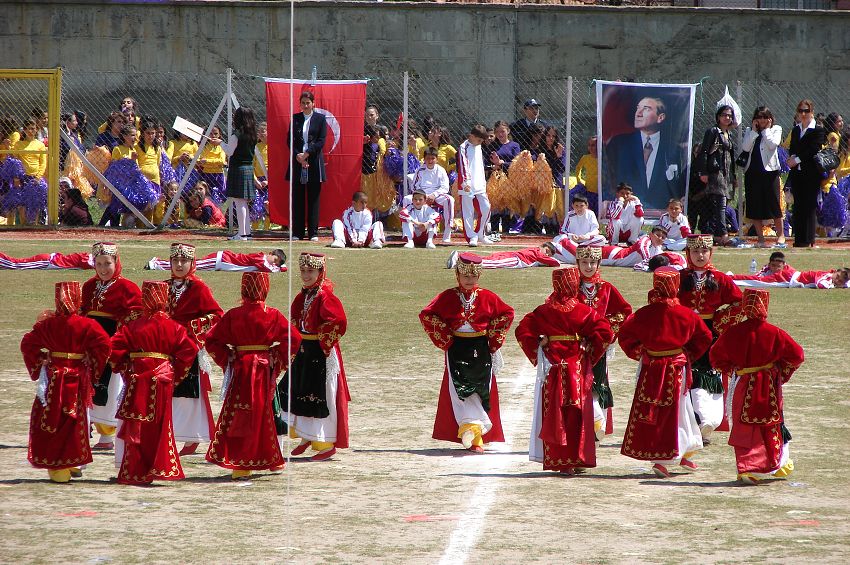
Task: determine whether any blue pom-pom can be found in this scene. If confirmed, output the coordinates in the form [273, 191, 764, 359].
[0, 157, 26, 184]
[383, 148, 404, 180]
[777, 146, 791, 174]
[818, 184, 848, 229]
[104, 159, 159, 213]
[448, 170, 457, 187]
[159, 152, 178, 185]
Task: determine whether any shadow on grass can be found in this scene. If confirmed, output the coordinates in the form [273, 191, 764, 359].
[353, 448, 527, 457]
[0, 477, 108, 485]
[0, 444, 26, 450]
[442, 472, 646, 480]
[639, 478, 743, 487]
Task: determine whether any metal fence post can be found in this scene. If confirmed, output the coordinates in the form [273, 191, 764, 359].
[564, 75, 573, 220]
[736, 80, 744, 229]
[403, 71, 409, 198]
[46, 67, 62, 226]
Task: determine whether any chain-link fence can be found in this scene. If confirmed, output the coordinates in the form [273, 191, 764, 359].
[0, 68, 847, 231]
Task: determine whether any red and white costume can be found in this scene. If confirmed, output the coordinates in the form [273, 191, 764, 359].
[678, 235, 742, 439]
[559, 209, 606, 245]
[148, 251, 284, 273]
[0, 251, 93, 270]
[405, 163, 453, 241]
[166, 243, 223, 446]
[419, 254, 514, 450]
[457, 139, 491, 244]
[658, 211, 692, 251]
[555, 235, 662, 270]
[790, 270, 848, 289]
[206, 273, 301, 473]
[110, 281, 198, 485]
[515, 267, 613, 472]
[731, 263, 797, 284]
[710, 289, 804, 482]
[605, 196, 644, 244]
[400, 202, 440, 246]
[575, 246, 633, 438]
[331, 205, 385, 248]
[21, 282, 111, 481]
[280, 253, 349, 457]
[478, 246, 562, 269]
[83, 243, 142, 438]
[619, 270, 713, 472]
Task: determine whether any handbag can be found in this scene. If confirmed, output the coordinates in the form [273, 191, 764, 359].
[735, 151, 750, 168]
[814, 146, 839, 174]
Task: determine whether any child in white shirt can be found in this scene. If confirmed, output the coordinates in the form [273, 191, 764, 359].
[403, 147, 453, 243]
[658, 198, 691, 251]
[559, 194, 606, 245]
[604, 182, 645, 244]
[457, 125, 492, 247]
[330, 191, 385, 249]
[400, 188, 441, 249]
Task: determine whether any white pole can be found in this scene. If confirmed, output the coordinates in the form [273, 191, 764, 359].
[736, 80, 744, 232]
[226, 68, 235, 232]
[564, 76, 573, 221]
[403, 71, 409, 198]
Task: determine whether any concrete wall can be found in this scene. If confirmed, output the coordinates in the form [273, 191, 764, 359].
[3, 0, 849, 83]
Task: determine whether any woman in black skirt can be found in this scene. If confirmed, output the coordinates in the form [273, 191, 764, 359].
[741, 106, 785, 247]
[225, 107, 259, 241]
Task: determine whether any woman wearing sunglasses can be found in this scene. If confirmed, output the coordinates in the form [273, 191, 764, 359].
[786, 99, 826, 247]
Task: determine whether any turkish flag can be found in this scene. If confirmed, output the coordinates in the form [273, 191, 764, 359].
[265, 79, 367, 228]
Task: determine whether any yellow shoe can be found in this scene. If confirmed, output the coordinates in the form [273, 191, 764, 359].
[773, 459, 794, 479]
[231, 470, 253, 481]
[69, 467, 82, 478]
[460, 430, 475, 449]
[738, 473, 760, 486]
[48, 469, 72, 483]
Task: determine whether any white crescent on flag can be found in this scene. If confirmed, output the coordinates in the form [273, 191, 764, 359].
[315, 108, 340, 152]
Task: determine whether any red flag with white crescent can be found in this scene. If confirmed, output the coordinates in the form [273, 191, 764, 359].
[265, 79, 367, 227]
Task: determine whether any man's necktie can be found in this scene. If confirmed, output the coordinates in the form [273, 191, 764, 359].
[643, 138, 653, 164]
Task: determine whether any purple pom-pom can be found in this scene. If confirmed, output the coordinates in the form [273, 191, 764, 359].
[0, 157, 26, 184]
[250, 186, 268, 222]
[817, 184, 848, 229]
[1, 176, 47, 222]
[777, 146, 791, 174]
[383, 148, 404, 180]
[448, 170, 457, 187]
[198, 172, 226, 205]
[159, 152, 178, 185]
[104, 159, 159, 213]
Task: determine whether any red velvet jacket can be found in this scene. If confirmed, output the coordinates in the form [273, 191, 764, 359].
[82, 276, 142, 325]
[579, 279, 632, 339]
[290, 283, 347, 355]
[420, 287, 514, 353]
[167, 277, 223, 347]
[678, 269, 742, 317]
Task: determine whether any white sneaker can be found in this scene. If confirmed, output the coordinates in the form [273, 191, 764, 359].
[468, 237, 479, 247]
[461, 430, 475, 449]
[446, 250, 459, 269]
[403, 240, 414, 249]
[329, 239, 345, 249]
[369, 240, 383, 249]
[443, 235, 452, 244]
[228, 234, 246, 241]
[309, 236, 319, 242]
[426, 240, 436, 249]
[481, 236, 495, 245]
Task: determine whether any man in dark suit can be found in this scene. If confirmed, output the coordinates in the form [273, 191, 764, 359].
[288, 91, 327, 241]
[510, 98, 548, 152]
[604, 96, 683, 210]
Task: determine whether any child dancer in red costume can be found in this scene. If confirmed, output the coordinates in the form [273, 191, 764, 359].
[419, 253, 514, 453]
[278, 253, 349, 462]
[165, 242, 223, 455]
[110, 281, 198, 485]
[515, 266, 612, 474]
[619, 269, 713, 478]
[677, 234, 742, 443]
[710, 289, 804, 485]
[574, 244, 632, 440]
[206, 272, 302, 479]
[21, 282, 111, 483]
[83, 242, 142, 450]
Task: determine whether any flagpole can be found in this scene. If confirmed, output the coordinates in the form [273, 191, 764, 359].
[403, 71, 409, 198]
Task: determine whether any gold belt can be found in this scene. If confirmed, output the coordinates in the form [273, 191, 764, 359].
[452, 331, 486, 338]
[699, 313, 714, 320]
[645, 348, 684, 357]
[549, 334, 580, 342]
[50, 352, 85, 360]
[737, 363, 773, 375]
[129, 352, 171, 361]
[87, 311, 116, 319]
[235, 345, 271, 352]
[300, 333, 320, 341]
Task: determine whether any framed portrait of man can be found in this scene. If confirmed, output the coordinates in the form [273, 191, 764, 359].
[597, 81, 696, 213]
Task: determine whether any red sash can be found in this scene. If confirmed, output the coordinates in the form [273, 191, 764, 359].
[634, 352, 687, 425]
[740, 368, 783, 426]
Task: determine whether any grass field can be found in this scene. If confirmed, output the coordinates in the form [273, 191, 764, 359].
[0, 236, 848, 564]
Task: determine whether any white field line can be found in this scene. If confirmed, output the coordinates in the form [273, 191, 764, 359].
[437, 363, 536, 565]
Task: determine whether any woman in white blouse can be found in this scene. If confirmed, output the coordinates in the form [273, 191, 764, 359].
[741, 106, 784, 247]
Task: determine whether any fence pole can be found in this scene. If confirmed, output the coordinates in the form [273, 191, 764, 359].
[226, 68, 234, 232]
[564, 75, 573, 220]
[402, 71, 409, 197]
[47, 68, 62, 226]
[736, 80, 744, 230]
